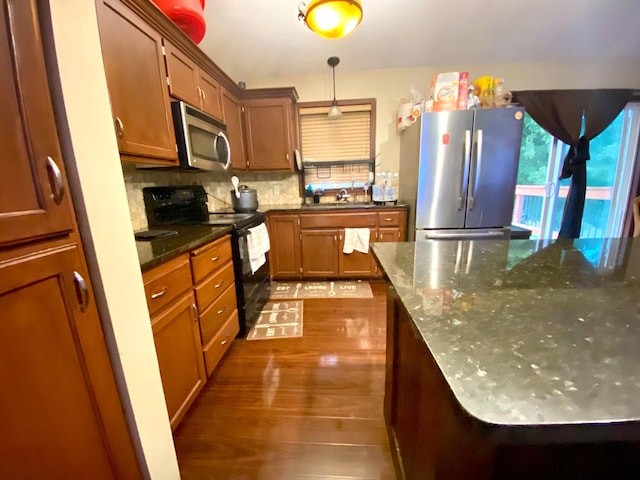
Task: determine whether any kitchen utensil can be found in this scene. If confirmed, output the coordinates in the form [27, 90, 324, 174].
[231, 176, 240, 198]
[230, 185, 258, 212]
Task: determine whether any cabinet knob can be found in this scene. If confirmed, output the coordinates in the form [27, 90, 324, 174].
[115, 117, 124, 137]
[211, 256, 220, 262]
[72, 271, 90, 312]
[221, 338, 228, 346]
[45, 156, 65, 205]
[214, 282, 223, 289]
[217, 306, 226, 315]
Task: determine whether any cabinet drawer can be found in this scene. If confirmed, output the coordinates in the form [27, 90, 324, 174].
[378, 211, 402, 227]
[190, 235, 232, 284]
[194, 260, 235, 311]
[203, 310, 239, 377]
[300, 212, 377, 229]
[143, 254, 191, 317]
[199, 283, 237, 345]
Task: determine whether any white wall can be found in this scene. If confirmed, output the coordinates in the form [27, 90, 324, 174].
[46, 1, 179, 478]
[245, 59, 640, 174]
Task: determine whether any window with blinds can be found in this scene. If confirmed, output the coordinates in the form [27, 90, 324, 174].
[299, 100, 375, 192]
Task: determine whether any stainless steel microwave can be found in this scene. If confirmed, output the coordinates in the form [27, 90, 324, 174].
[171, 101, 231, 171]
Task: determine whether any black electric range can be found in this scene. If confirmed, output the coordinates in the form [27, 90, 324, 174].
[142, 185, 270, 337]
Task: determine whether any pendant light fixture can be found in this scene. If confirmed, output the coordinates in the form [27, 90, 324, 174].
[298, 0, 363, 39]
[327, 56, 342, 119]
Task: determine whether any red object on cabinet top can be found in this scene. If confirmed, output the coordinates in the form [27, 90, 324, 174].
[151, 0, 206, 44]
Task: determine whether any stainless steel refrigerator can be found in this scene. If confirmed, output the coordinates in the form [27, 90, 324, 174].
[399, 107, 525, 240]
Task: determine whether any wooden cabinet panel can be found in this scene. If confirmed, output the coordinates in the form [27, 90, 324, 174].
[267, 213, 302, 278]
[194, 260, 235, 312]
[300, 212, 377, 229]
[199, 283, 236, 346]
[378, 227, 402, 242]
[96, 0, 178, 162]
[244, 97, 293, 171]
[221, 88, 247, 170]
[301, 229, 339, 277]
[151, 291, 205, 430]
[202, 310, 239, 376]
[163, 40, 200, 107]
[0, 241, 140, 478]
[0, 0, 74, 247]
[198, 72, 223, 120]
[190, 235, 232, 284]
[163, 40, 222, 120]
[143, 254, 192, 317]
[339, 227, 377, 278]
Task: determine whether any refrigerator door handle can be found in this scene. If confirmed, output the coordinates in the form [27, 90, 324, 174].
[468, 129, 483, 210]
[425, 230, 505, 239]
[459, 130, 472, 210]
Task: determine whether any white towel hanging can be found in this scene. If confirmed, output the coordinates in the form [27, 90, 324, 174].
[343, 228, 370, 254]
[247, 223, 270, 274]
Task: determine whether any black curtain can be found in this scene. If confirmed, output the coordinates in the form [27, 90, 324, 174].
[512, 89, 633, 238]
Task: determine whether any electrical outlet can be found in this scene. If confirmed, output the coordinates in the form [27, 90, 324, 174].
[273, 184, 281, 195]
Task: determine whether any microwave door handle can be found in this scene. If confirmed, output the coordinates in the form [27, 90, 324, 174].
[216, 132, 232, 170]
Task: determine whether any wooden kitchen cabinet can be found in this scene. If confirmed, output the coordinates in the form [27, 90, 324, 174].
[267, 213, 302, 278]
[163, 40, 223, 120]
[143, 254, 206, 430]
[243, 88, 299, 171]
[301, 228, 340, 277]
[96, 0, 178, 163]
[0, 0, 74, 247]
[221, 88, 247, 170]
[268, 208, 407, 279]
[0, 2, 141, 476]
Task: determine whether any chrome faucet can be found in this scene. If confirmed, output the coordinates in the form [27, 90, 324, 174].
[336, 188, 351, 202]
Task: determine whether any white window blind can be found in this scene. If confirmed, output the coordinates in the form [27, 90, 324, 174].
[300, 103, 373, 190]
[299, 104, 371, 162]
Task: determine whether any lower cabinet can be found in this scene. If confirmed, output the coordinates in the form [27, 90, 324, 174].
[0, 239, 141, 478]
[142, 234, 238, 430]
[151, 291, 206, 430]
[268, 208, 407, 279]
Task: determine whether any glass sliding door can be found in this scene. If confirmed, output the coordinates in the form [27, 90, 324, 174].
[512, 104, 640, 240]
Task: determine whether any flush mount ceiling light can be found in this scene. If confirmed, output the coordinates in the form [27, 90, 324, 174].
[298, 0, 363, 39]
[327, 56, 342, 119]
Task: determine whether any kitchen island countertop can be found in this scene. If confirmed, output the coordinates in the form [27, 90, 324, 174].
[372, 237, 640, 444]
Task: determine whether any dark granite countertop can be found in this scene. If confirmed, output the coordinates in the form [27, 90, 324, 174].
[372, 238, 640, 443]
[261, 202, 408, 213]
[135, 225, 232, 272]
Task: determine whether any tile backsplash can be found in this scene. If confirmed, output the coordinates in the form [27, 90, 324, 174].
[122, 164, 301, 231]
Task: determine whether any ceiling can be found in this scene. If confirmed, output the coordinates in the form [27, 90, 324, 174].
[197, 0, 640, 83]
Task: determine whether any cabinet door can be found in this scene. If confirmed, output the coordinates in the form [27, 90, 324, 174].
[268, 214, 302, 278]
[301, 229, 338, 277]
[0, 242, 140, 478]
[378, 227, 402, 242]
[338, 228, 377, 278]
[0, 0, 74, 247]
[244, 97, 293, 171]
[163, 40, 200, 107]
[198, 72, 223, 120]
[221, 88, 247, 170]
[152, 292, 206, 430]
[96, 0, 178, 162]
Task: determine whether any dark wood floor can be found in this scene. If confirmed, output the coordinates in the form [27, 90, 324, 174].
[174, 281, 396, 480]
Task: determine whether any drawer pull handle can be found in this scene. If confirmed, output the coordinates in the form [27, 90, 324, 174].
[191, 304, 198, 321]
[150, 287, 167, 299]
[221, 338, 228, 345]
[211, 256, 220, 262]
[115, 116, 124, 137]
[384, 217, 393, 221]
[73, 271, 90, 312]
[46, 156, 65, 205]
[217, 307, 226, 315]
[214, 282, 223, 289]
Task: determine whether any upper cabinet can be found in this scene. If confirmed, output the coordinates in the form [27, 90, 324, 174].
[0, 0, 75, 247]
[221, 88, 247, 170]
[96, 0, 178, 163]
[243, 88, 299, 171]
[163, 40, 223, 120]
